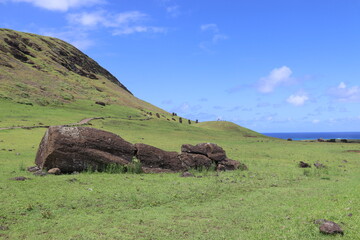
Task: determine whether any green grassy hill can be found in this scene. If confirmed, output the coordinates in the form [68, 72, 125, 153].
[1, 29, 360, 239]
[0, 28, 164, 113]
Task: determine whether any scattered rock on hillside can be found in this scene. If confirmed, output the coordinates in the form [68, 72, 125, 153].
[95, 101, 106, 106]
[9, 176, 30, 181]
[0, 225, 9, 231]
[35, 126, 135, 173]
[318, 220, 344, 235]
[299, 161, 311, 168]
[217, 158, 241, 171]
[48, 168, 61, 175]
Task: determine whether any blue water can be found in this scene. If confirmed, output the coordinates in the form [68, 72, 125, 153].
[262, 132, 360, 141]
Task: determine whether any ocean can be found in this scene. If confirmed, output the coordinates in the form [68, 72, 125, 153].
[262, 132, 360, 141]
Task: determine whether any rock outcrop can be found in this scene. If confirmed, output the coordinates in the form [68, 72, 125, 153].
[35, 126, 246, 173]
[35, 126, 135, 173]
[318, 220, 344, 235]
[135, 143, 184, 171]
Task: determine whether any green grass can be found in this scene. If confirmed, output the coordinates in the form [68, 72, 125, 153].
[1, 100, 360, 239]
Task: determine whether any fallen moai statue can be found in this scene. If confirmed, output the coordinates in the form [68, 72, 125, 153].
[34, 126, 247, 174]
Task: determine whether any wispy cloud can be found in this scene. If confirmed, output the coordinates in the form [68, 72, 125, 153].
[286, 91, 309, 106]
[328, 82, 360, 102]
[157, 0, 182, 18]
[257, 66, 294, 93]
[201, 24, 219, 32]
[41, 28, 95, 50]
[11, 0, 105, 11]
[67, 10, 166, 35]
[166, 5, 181, 18]
[199, 23, 228, 52]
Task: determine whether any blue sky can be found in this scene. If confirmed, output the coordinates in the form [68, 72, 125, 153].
[1, 0, 360, 132]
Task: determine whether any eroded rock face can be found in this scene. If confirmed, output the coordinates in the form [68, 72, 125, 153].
[35, 126, 246, 173]
[35, 126, 135, 173]
[319, 220, 344, 235]
[299, 161, 311, 168]
[181, 143, 227, 162]
[178, 153, 213, 170]
[135, 143, 185, 172]
[218, 159, 240, 171]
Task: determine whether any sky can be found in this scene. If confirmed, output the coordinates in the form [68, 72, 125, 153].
[1, 0, 360, 133]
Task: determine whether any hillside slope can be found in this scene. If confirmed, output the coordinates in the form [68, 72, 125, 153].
[0, 28, 269, 139]
[0, 28, 163, 112]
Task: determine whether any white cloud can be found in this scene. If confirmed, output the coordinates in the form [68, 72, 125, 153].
[166, 5, 180, 18]
[67, 11, 105, 27]
[329, 82, 360, 102]
[199, 23, 228, 52]
[41, 29, 94, 50]
[67, 11, 147, 28]
[286, 92, 309, 106]
[201, 24, 219, 33]
[257, 66, 293, 93]
[212, 34, 228, 43]
[312, 119, 320, 124]
[67, 10, 166, 35]
[338, 82, 346, 89]
[11, 0, 104, 11]
[113, 26, 166, 35]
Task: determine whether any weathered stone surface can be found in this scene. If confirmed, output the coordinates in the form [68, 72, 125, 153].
[216, 164, 226, 171]
[0, 225, 9, 231]
[34, 126, 245, 173]
[135, 143, 185, 171]
[181, 143, 227, 162]
[218, 158, 241, 170]
[319, 220, 344, 235]
[178, 153, 212, 170]
[9, 176, 30, 181]
[27, 165, 40, 172]
[48, 168, 61, 175]
[95, 101, 106, 106]
[35, 126, 135, 173]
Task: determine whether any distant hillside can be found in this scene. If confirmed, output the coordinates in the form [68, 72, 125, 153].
[0, 28, 163, 112]
[196, 121, 265, 138]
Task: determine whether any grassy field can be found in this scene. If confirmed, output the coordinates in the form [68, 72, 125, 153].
[1, 100, 360, 239]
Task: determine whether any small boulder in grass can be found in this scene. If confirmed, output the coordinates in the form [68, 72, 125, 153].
[315, 219, 344, 235]
[320, 221, 344, 235]
[299, 161, 311, 168]
[0, 225, 9, 231]
[10, 176, 30, 181]
[48, 168, 61, 175]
